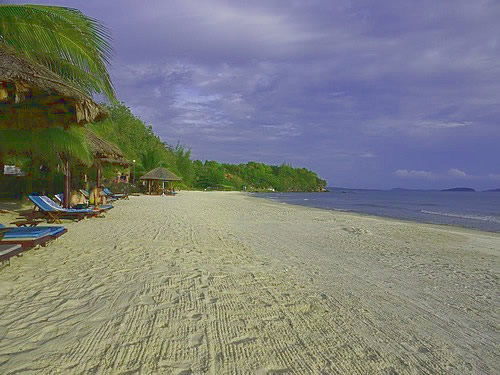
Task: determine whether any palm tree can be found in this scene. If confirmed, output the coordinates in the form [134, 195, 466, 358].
[0, 4, 115, 205]
[0, 127, 93, 196]
[0, 4, 115, 100]
[139, 149, 165, 174]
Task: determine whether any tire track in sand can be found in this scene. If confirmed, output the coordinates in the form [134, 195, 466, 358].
[0, 193, 495, 374]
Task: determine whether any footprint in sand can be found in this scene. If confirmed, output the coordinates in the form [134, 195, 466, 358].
[158, 361, 193, 375]
[138, 295, 155, 305]
[36, 325, 60, 343]
[229, 336, 257, 345]
[189, 332, 204, 347]
[255, 366, 291, 375]
[341, 226, 371, 235]
[190, 313, 204, 321]
[233, 318, 246, 328]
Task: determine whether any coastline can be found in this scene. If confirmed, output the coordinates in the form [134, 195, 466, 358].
[251, 191, 500, 234]
[0, 192, 498, 373]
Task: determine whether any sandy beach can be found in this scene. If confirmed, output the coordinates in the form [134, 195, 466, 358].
[0, 192, 498, 374]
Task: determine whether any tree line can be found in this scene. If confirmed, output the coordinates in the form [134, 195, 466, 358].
[0, 4, 326, 196]
[91, 103, 327, 192]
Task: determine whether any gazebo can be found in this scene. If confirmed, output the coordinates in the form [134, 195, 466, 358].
[0, 46, 107, 207]
[84, 129, 130, 187]
[139, 167, 182, 195]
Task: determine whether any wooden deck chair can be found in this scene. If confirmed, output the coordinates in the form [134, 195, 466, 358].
[0, 224, 67, 264]
[26, 195, 97, 224]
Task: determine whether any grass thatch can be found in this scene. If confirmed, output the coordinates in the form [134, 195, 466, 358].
[139, 167, 182, 181]
[84, 128, 129, 166]
[0, 46, 106, 129]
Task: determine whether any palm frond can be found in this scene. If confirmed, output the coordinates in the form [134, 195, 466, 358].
[139, 149, 165, 172]
[0, 4, 115, 101]
[0, 126, 93, 166]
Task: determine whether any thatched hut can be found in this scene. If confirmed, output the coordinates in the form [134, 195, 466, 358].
[0, 46, 108, 207]
[0, 46, 106, 129]
[84, 129, 130, 187]
[139, 167, 182, 195]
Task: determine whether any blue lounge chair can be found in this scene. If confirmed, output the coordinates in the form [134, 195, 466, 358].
[0, 244, 22, 263]
[0, 224, 67, 263]
[25, 195, 98, 224]
[79, 189, 90, 200]
[103, 188, 128, 200]
[0, 223, 66, 247]
[54, 193, 113, 211]
[79, 189, 116, 205]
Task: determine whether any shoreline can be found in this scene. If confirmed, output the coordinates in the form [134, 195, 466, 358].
[0, 192, 498, 373]
[250, 191, 500, 235]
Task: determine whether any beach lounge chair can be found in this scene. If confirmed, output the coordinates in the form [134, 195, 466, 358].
[0, 244, 23, 263]
[53, 193, 113, 211]
[79, 189, 90, 200]
[103, 187, 128, 200]
[53, 193, 63, 205]
[24, 195, 98, 224]
[0, 223, 66, 247]
[80, 188, 116, 204]
[0, 224, 67, 263]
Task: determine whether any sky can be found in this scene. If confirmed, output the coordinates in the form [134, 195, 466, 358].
[23, 0, 500, 189]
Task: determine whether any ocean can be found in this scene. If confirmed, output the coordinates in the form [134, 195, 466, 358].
[254, 188, 500, 232]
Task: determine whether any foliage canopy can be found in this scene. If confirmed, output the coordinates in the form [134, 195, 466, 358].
[0, 4, 115, 101]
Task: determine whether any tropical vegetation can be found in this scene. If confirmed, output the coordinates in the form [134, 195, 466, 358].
[90, 103, 327, 192]
[0, 5, 326, 197]
[0, 4, 115, 101]
[0, 4, 116, 202]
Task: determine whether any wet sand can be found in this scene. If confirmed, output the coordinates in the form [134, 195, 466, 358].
[0, 192, 498, 374]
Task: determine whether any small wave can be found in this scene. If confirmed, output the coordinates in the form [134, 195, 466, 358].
[421, 210, 500, 223]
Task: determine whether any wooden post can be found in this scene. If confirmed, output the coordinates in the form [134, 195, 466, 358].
[63, 157, 71, 208]
[96, 164, 102, 187]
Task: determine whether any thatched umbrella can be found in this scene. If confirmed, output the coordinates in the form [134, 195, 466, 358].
[0, 46, 107, 129]
[139, 167, 182, 195]
[84, 129, 130, 187]
[0, 46, 107, 207]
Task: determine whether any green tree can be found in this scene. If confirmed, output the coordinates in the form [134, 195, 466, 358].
[0, 4, 115, 204]
[89, 103, 179, 179]
[172, 143, 195, 186]
[138, 148, 164, 174]
[196, 161, 226, 189]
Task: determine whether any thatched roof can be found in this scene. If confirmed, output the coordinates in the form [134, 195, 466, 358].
[85, 129, 130, 166]
[0, 46, 107, 129]
[140, 167, 182, 181]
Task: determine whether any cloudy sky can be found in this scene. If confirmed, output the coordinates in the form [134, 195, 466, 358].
[26, 0, 500, 189]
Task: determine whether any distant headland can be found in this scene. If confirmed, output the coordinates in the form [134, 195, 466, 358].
[440, 187, 476, 192]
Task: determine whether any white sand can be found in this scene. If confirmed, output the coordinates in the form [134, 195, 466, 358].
[0, 192, 498, 374]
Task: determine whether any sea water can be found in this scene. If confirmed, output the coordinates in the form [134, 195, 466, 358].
[255, 188, 500, 232]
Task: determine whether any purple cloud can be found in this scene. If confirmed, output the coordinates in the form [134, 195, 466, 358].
[21, 0, 500, 189]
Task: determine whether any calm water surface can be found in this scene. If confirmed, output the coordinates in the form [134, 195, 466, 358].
[255, 188, 500, 232]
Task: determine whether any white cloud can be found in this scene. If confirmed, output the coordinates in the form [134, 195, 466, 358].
[488, 173, 500, 180]
[416, 121, 473, 130]
[448, 168, 468, 177]
[359, 152, 375, 158]
[261, 124, 301, 138]
[394, 169, 433, 178]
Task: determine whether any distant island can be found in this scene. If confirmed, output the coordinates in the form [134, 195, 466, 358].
[441, 187, 476, 192]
